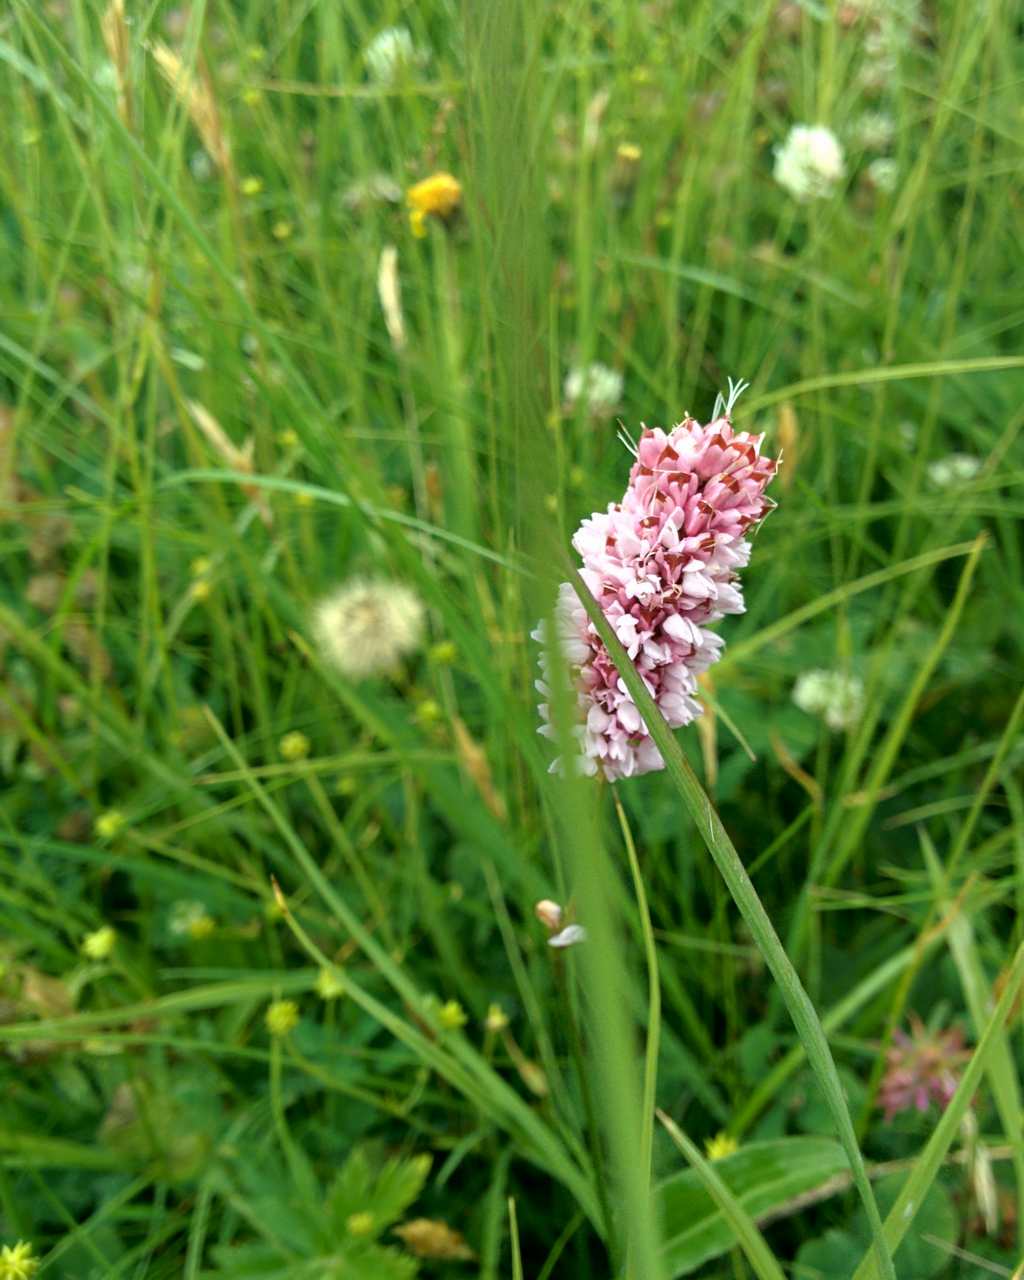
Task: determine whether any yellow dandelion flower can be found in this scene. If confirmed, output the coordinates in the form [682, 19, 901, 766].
[406, 172, 461, 236]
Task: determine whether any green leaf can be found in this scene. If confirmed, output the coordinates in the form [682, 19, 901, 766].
[796, 1175, 956, 1280]
[325, 1149, 432, 1237]
[657, 1137, 849, 1276]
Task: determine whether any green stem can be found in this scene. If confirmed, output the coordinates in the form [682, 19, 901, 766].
[614, 788, 661, 1196]
[570, 567, 897, 1280]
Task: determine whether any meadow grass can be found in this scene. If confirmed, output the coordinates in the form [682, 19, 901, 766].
[1, 0, 1023, 1276]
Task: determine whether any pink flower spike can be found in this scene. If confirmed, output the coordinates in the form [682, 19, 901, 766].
[535, 380, 778, 781]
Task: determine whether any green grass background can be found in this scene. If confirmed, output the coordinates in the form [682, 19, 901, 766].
[1, 0, 1023, 1276]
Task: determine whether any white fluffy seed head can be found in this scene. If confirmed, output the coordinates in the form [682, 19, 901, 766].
[313, 578, 425, 679]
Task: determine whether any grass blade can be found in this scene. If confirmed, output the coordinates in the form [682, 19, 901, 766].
[568, 567, 896, 1280]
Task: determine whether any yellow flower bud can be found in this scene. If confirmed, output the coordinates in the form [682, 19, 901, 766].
[279, 732, 311, 761]
[82, 926, 117, 960]
[265, 999, 300, 1037]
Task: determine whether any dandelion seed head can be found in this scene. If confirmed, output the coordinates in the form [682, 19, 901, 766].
[313, 579, 425, 680]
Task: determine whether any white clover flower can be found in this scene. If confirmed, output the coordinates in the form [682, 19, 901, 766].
[793, 669, 864, 731]
[852, 111, 896, 151]
[927, 453, 981, 489]
[564, 362, 623, 416]
[773, 125, 846, 202]
[314, 578, 425, 679]
[867, 157, 898, 193]
[363, 26, 425, 84]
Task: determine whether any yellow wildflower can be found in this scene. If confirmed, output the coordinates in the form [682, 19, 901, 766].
[406, 172, 462, 237]
[346, 1211, 375, 1237]
[82, 926, 117, 960]
[437, 999, 467, 1031]
[705, 1131, 738, 1161]
[0, 1241, 40, 1279]
[94, 810, 125, 840]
